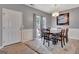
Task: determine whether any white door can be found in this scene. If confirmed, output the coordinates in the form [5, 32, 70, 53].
[2, 8, 22, 46]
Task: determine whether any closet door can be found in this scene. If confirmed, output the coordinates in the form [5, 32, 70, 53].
[2, 8, 22, 46]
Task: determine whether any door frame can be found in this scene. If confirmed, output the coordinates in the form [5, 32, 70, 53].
[33, 14, 47, 40]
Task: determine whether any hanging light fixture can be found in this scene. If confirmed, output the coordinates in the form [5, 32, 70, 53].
[52, 4, 59, 17]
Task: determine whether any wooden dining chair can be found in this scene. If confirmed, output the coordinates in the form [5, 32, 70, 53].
[43, 32, 50, 47]
[41, 28, 50, 38]
[58, 29, 65, 48]
[58, 28, 69, 48]
[64, 28, 69, 43]
[43, 29, 59, 47]
[42, 28, 56, 47]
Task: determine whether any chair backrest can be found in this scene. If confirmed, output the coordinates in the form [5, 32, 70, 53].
[60, 29, 65, 37]
[43, 32, 50, 40]
[61, 28, 69, 37]
[41, 28, 50, 37]
[65, 28, 69, 37]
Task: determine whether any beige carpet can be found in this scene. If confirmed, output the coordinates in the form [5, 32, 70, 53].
[0, 43, 37, 54]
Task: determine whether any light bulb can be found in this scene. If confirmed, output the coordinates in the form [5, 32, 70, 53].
[52, 12, 59, 17]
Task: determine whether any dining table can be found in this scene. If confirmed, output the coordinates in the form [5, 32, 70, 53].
[48, 28, 62, 38]
[44, 28, 62, 45]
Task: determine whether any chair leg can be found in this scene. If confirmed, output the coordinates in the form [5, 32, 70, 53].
[66, 37, 68, 43]
[63, 38, 65, 46]
[48, 41, 50, 47]
[52, 41, 53, 45]
[61, 41, 63, 48]
[61, 37, 63, 48]
[43, 39, 45, 45]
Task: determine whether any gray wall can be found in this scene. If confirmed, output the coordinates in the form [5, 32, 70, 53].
[0, 4, 51, 46]
[51, 7, 79, 28]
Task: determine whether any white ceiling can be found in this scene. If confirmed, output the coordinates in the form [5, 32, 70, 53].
[26, 4, 79, 14]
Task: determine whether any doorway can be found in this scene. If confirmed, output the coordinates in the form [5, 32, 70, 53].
[33, 14, 46, 40]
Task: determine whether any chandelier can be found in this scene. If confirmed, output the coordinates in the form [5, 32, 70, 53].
[52, 4, 59, 17]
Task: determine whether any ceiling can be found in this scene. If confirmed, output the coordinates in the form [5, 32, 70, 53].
[26, 4, 79, 14]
